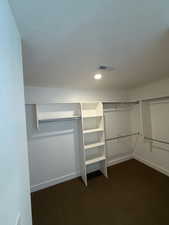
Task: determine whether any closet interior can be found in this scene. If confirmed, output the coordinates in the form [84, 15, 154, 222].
[140, 97, 169, 151]
[4, 2, 169, 225]
[26, 96, 169, 188]
[26, 100, 139, 186]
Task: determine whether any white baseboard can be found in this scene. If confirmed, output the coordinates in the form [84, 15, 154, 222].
[31, 153, 169, 192]
[133, 153, 169, 177]
[31, 171, 80, 192]
[108, 154, 133, 167]
[31, 154, 133, 192]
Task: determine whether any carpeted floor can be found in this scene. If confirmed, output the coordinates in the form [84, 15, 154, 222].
[31, 159, 169, 225]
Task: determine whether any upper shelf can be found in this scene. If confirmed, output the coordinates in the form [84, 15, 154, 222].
[81, 102, 103, 118]
[82, 114, 102, 118]
[38, 113, 80, 122]
[35, 103, 81, 128]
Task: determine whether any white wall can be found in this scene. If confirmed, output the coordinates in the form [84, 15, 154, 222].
[25, 86, 129, 104]
[0, 1, 32, 225]
[129, 77, 169, 176]
[129, 77, 169, 100]
[25, 78, 169, 192]
[25, 86, 135, 191]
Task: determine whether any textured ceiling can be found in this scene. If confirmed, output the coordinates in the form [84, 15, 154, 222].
[10, 0, 169, 89]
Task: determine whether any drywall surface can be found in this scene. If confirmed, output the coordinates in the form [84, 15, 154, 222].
[25, 87, 135, 191]
[25, 86, 129, 104]
[130, 78, 169, 176]
[10, 0, 169, 89]
[0, 1, 32, 225]
[129, 77, 169, 100]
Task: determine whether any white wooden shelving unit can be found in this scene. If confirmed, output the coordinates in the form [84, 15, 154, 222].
[35, 103, 81, 128]
[33, 102, 108, 186]
[80, 102, 108, 186]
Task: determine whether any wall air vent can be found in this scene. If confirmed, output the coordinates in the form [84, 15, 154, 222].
[98, 65, 115, 71]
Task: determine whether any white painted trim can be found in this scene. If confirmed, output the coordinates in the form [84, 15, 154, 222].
[133, 153, 169, 177]
[108, 154, 133, 167]
[31, 171, 80, 192]
[31, 153, 133, 192]
[15, 213, 21, 225]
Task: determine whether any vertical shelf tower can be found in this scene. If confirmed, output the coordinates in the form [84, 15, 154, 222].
[80, 102, 108, 186]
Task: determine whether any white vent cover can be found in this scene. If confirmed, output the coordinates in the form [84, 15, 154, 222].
[98, 65, 115, 71]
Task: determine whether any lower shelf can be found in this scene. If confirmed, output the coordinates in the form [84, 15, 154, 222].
[85, 156, 106, 166]
[84, 142, 105, 150]
[83, 128, 104, 134]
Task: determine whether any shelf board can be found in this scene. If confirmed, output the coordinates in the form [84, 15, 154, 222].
[39, 115, 80, 122]
[85, 156, 106, 166]
[84, 142, 105, 150]
[83, 115, 102, 118]
[83, 128, 103, 134]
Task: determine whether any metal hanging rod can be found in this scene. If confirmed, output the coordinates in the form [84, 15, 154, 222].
[150, 100, 169, 105]
[106, 132, 139, 141]
[142, 96, 169, 103]
[144, 137, 169, 145]
[103, 101, 139, 104]
[104, 107, 132, 112]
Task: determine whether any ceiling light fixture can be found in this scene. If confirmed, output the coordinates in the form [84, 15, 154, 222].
[94, 73, 102, 80]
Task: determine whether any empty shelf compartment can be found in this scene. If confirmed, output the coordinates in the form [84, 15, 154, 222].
[81, 102, 103, 118]
[39, 113, 80, 122]
[37, 103, 81, 122]
[85, 156, 106, 166]
[83, 128, 104, 134]
[84, 142, 105, 150]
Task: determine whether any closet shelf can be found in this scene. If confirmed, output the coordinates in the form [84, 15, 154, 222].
[83, 115, 102, 118]
[83, 128, 104, 134]
[38, 115, 80, 122]
[84, 142, 105, 150]
[85, 156, 106, 166]
[80, 102, 107, 185]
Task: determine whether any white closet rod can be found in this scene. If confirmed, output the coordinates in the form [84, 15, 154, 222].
[141, 95, 169, 103]
[103, 101, 139, 112]
[104, 108, 132, 112]
[103, 101, 139, 104]
[145, 137, 169, 145]
[150, 100, 169, 105]
[106, 132, 139, 141]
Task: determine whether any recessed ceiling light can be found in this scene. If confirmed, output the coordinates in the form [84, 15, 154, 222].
[94, 73, 102, 80]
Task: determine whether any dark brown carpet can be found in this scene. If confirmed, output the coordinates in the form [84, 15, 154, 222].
[31, 159, 169, 225]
